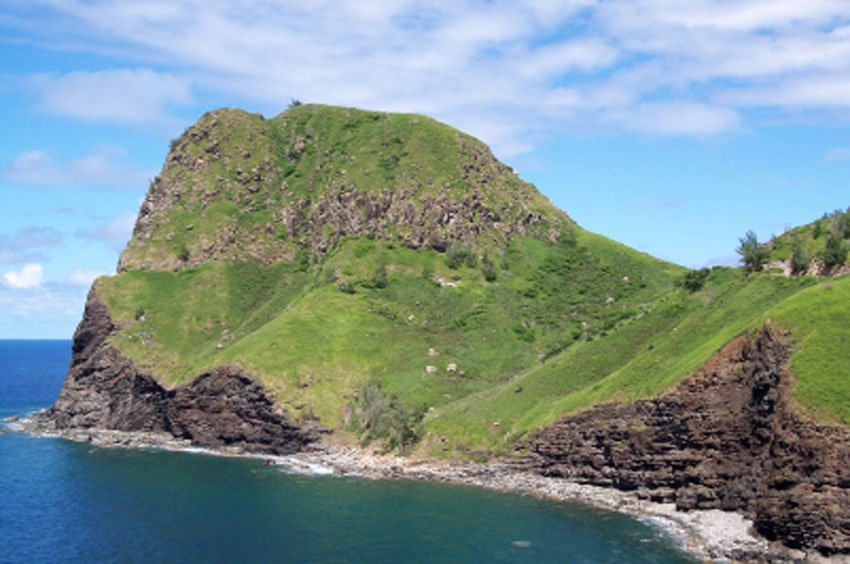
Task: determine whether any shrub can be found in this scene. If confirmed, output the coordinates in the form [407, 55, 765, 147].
[813, 220, 824, 239]
[838, 211, 850, 239]
[323, 268, 337, 284]
[481, 255, 497, 282]
[445, 242, 475, 269]
[348, 382, 426, 452]
[790, 237, 809, 275]
[294, 247, 311, 272]
[353, 239, 375, 258]
[736, 230, 769, 273]
[822, 231, 847, 271]
[372, 264, 388, 289]
[337, 281, 356, 294]
[679, 268, 710, 292]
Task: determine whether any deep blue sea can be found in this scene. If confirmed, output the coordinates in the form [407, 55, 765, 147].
[0, 340, 694, 563]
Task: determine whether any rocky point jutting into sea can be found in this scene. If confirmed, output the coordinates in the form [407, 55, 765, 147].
[22, 103, 850, 560]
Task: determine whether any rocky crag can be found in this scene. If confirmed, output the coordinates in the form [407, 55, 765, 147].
[34, 289, 318, 455]
[119, 105, 568, 271]
[529, 325, 850, 555]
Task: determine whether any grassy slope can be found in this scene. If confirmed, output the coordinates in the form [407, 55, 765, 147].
[768, 207, 850, 265]
[767, 275, 850, 425]
[101, 233, 848, 454]
[99, 229, 680, 431]
[425, 269, 817, 454]
[103, 104, 849, 455]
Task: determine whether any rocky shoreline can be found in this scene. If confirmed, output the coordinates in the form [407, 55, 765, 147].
[24, 289, 849, 561]
[12, 415, 836, 563]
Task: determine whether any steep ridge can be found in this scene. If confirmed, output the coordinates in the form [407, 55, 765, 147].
[529, 325, 850, 554]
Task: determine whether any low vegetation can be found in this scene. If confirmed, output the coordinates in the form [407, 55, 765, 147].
[348, 382, 427, 452]
[97, 104, 850, 455]
[765, 207, 850, 273]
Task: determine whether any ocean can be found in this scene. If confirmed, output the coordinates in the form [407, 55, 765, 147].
[0, 340, 693, 563]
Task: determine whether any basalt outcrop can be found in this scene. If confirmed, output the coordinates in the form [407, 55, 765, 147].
[528, 325, 850, 555]
[36, 288, 317, 455]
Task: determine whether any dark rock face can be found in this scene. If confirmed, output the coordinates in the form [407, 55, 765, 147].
[277, 185, 550, 256]
[528, 325, 850, 555]
[43, 288, 317, 455]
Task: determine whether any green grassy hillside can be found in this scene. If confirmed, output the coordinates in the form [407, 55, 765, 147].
[767, 208, 850, 272]
[99, 230, 680, 434]
[768, 276, 850, 424]
[425, 269, 821, 455]
[95, 103, 849, 456]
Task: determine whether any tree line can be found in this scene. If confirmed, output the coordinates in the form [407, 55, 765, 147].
[737, 208, 849, 274]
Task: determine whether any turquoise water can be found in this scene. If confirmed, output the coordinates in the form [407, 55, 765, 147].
[0, 340, 694, 563]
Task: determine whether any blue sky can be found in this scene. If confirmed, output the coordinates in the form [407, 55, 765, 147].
[2, 1, 850, 338]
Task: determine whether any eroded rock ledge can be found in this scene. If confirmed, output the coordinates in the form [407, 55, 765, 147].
[528, 324, 850, 555]
[32, 288, 317, 455]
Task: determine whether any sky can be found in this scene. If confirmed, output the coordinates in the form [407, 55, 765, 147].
[2, 1, 850, 338]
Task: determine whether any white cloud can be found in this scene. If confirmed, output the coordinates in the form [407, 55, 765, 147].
[0, 280, 90, 337]
[5, 146, 155, 190]
[9, 0, 850, 149]
[76, 212, 136, 251]
[3, 263, 44, 289]
[30, 68, 192, 124]
[68, 268, 107, 286]
[606, 102, 741, 136]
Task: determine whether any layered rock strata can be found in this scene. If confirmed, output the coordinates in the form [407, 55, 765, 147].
[529, 325, 850, 555]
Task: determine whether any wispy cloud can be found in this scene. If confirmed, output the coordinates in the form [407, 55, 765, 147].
[5, 146, 156, 190]
[6, 1, 850, 153]
[0, 227, 65, 264]
[824, 147, 850, 162]
[29, 68, 193, 125]
[76, 212, 136, 251]
[0, 279, 90, 337]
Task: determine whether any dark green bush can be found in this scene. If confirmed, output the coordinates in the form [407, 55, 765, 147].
[348, 382, 426, 452]
[790, 237, 809, 275]
[679, 268, 710, 292]
[372, 264, 388, 289]
[736, 231, 768, 272]
[481, 255, 497, 282]
[822, 231, 847, 271]
[445, 242, 476, 269]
